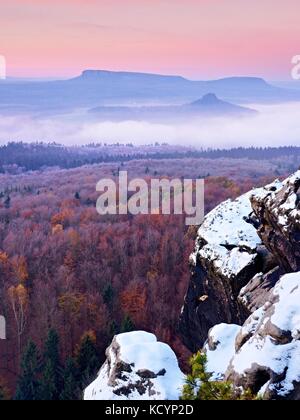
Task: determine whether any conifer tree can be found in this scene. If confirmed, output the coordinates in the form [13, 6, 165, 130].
[0, 385, 4, 401]
[102, 283, 115, 310]
[0, 377, 9, 400]
[109, 320, 119, 337]
[40, 329, 63, 400]
[4, 195, 11, 209]
[181, 352, 256, 401]
[60, 357, 80, 401]
[121, 315, 134, 333]
[15, 341, 41, 400]
[76, 331, 99, 388]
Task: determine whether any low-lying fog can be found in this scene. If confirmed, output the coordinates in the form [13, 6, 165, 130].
[0, 102, 300, 148]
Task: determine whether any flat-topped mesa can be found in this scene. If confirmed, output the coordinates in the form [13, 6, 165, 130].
[78, 69, 186, 83]
[250, 171, 300, 272]
[84, 331, 184, 401]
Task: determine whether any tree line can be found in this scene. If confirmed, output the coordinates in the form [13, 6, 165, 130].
[0, 142, 299, 173]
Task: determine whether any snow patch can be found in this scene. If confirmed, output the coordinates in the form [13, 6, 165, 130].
[230, 272, 300, 398]
[205, 323, 241, 380]
[84, 331, 185, 401]
[199, 244, 256, 278]
[271, 273, 300, 339]
[197, 190, 262, 250]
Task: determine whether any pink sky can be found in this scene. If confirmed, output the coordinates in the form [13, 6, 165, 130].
[1, 0, 299, 80]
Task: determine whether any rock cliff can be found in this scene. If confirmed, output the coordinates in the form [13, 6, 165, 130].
[180, 172, 300, 352]
[184, 170, 300, 399]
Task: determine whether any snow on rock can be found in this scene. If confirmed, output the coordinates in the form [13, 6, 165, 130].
[211, 272, 300, 400]
[199, 245, 257, 280]
[180, 172, 299, 352]
[181, 187, 268, 351]
[251, 171, 300, 272]
[84, 331, 185, 401]
[190, 182, 283, 279]
[252, 174, 299, 230]
[191, 190, 264, 279]
[251, 171, 299, 229]
[196, 191, 262, 252]
[204, 323, 241, 380]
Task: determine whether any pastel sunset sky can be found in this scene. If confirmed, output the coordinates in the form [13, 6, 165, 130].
[1, 0, 299, 80]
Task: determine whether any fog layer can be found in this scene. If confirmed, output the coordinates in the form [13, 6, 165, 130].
[0, 102, 299, 148]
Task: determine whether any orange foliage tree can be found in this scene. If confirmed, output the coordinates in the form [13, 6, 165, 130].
[120, 282, 147, 326]
[12, 256, 29, 284]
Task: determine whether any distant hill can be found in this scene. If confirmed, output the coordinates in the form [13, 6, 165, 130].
[0, 70, 299, 115]
[89, 93, 257, 122]
[187, 93, 257, 115]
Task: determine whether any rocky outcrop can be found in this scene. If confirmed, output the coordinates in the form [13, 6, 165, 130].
[84, 172, 300, 401]
[84, 331, 184, 400]
[205, 272, 300, 399]
[179, 184, 280, 351]
[238, 266, 283, 313]
[181, 170, 300, 399]
[250, 171, 300, 272]
[180, 172, 300, 352]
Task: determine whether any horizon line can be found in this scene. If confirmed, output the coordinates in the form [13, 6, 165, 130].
[1, 69, 296, 84]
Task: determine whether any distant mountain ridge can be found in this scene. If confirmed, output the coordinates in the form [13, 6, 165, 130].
[75, 70, 268, 87]
[0, 69, 299, 115]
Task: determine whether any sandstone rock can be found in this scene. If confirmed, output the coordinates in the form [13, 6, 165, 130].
[238, 266, 282, 313]
[84, 331, 184, 400]
[180, 172, 300, 353]
[250, 171, 300, 272]
[206, 272, 300, 400]
[180, 188, 270, 351]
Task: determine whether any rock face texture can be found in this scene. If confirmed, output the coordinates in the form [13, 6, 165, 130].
[180, 172, 300, 352]
[84, 331, 184, 401]
[180, 170, 300, 399]
[180, 184, 277, 351]
[251, 171, 300, 272]
[206, 272, 300, 400]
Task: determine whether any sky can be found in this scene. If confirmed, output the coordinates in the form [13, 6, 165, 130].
[0, 0, 300, 80]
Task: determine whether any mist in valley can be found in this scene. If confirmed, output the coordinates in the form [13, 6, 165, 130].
[0, 101, 300, 149]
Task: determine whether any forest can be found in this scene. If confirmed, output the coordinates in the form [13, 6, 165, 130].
[0, 153, 292, 399]
[0, 142, 299, 174]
